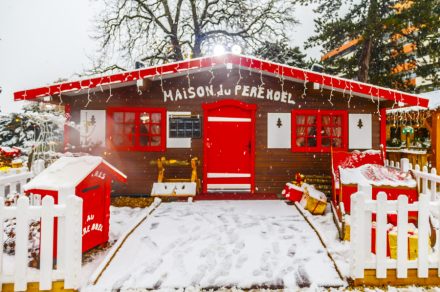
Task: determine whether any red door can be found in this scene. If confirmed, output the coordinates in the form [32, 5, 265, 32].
[203, 100, 256, 193]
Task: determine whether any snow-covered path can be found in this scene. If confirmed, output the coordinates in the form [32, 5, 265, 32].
[88, 200, 345, 290]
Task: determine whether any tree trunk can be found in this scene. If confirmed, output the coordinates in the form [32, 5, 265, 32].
[170, 35, 184, 61]
[193, 34, 203, 58]
[357, 0, 378, 83]
[357, 37, 373, 82]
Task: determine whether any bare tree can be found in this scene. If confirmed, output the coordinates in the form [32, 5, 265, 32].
[94, 0, 297, 67]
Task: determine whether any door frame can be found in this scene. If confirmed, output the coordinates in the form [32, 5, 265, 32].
[202, 99, 257, 193]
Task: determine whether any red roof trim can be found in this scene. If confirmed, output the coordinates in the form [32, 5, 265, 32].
[13, 53, 429, 108]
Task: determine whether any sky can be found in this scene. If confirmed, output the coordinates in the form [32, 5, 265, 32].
[0, 1, 321, 113]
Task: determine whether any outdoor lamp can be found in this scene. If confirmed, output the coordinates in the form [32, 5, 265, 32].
[140, 112, 150, 123]
[402, 125, 414, 149]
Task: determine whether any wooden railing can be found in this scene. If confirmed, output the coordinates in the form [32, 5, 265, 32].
[0, 195, 83, 290]
[0, 168, 34, 198]
[350, 188, 436, 279]
[386, 158, 439, 200]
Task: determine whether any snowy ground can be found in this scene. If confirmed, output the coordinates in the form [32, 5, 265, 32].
[81, 206, 149, 287]
[297, 204, 351, 278]
[85, 200, 345, 290]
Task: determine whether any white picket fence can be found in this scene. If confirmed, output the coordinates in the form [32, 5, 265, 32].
[0, 168, 34, 198]
[386, 158, 440, 201]
[0, 195, 83, 290]
[350, 186, 440, 279]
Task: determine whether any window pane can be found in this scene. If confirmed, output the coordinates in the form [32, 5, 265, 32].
[307, 126, 317, 136]
[322, 115, 330, 125]
[333, 138, 342, 147]
[333, 116, 342, 125]
[307, 116, 316, 125]
[113, 135, 123, 146]
[296, 127, 305, 136]
[114, 112, 123, 123]
[307, 137, 317, 147]
[296, 137, 305, 147]
[333, 127, 342, 137]
[140, 112, 150, 124]
[124, 125, 134, 134]
[151, 136, 161, 146]
[125, 112, 135, 123]
[151, 125, 161, 134]
[113, 124, 124, 134]
[139, 135, 149, 146]
[322, 137, 331, 147]
[322, 127, 331, 137]
[296, 115, 306, 125]
[152, 113, 161, 123]
[139, 124, 149, 135]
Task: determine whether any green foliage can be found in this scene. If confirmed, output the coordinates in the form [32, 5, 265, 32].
[254, 41, 309, 68]
[303, 0, 440, 92]
[0, 111, 64, 156]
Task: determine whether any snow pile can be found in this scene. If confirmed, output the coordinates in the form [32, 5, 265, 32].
[88, 201, 345, 290]
[339, 164, 416, 188]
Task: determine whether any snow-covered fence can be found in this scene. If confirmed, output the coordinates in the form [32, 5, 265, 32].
[350, 188, 437, 279]
[0, 168, 34, 198]
[386, 158, 440, 200]
[0, 195, 82, 290]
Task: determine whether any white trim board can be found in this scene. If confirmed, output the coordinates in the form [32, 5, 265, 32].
[207, 173, 251, 178]
[208, 117, 251, 122]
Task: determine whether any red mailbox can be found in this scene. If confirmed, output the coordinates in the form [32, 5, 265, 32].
[24, 156, 127, 253]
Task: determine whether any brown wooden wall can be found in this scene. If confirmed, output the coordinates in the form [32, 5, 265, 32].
[63, 68, 383, 195]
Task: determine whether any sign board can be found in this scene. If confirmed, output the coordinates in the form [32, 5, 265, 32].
[267, 113, 291, 148]
[80, 110, 106, 148]
[349, 114, 372, 149]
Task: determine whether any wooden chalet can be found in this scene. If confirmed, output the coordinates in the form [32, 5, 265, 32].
[386, 90, 440, 170]
[14, 54, 430, 196]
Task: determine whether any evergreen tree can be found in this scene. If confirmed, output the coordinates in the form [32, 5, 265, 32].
[254, 41, 309, 68]
[302, 0, 440, 91]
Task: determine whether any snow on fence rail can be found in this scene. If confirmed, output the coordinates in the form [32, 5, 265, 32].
[0, 195, 82, 290]
[0, 168, 34, 198]
[386, 158, 439, 201]
[350, 187, 438, 279]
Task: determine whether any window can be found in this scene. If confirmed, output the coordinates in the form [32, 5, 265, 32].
[291, 110, 348, 152]
[169, 116, 202, 138]
[107, 108, 166, 151]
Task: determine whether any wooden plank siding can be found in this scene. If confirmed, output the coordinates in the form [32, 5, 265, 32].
[61, 68, 383, 195]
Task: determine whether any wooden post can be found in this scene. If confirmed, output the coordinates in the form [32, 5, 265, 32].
[39, 196, 55, 290]
[376, 192, 388, 278]
[418, 193, 430, 278]
[380, 108, 387, 153]
[397, 195, 409, 278]
[14, 197, 30, 291]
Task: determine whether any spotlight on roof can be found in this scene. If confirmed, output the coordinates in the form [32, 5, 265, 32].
[310, 63, 324, 73]
[213, 45, 226, 56]
[231, 45, 242, 55]
[135, 61, 146, 69]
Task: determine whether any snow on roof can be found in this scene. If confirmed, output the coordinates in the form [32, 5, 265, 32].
[339, 164, 416, 188]
[13, 53, 429, 108]
[387, 90, 440, 114]
[421, 90, 440, 109]
[24, 156, 126, 191]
